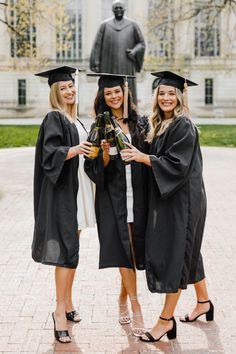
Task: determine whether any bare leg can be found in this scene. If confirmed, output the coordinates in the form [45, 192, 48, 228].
[118, 278, 130, 324]
[119, 268, 140, 312]
[65, 230, 81, 322]
[119, 278, 128, 303]
[119, 224, 144, 334]
[122, 224, 141, 313]
[54, 266, 71, 343]
[141, 290, 181, 341]
[66, 268, 76, 311]
[66, 230, 80, 311]
[180, 278, 211, 321]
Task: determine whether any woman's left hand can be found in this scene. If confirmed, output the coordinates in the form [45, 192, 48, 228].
[77, 141, 93, 156]
[122, 142, 149, 164]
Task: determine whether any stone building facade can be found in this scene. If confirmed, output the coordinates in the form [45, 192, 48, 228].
[0, 0, 235, 118]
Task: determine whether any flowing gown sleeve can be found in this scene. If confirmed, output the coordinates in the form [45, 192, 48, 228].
[150, 118, 198, 199]
[40, 112, 70, 184]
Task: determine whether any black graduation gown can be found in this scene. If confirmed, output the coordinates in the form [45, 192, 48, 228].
[32, 111, 80, 269]
[84, 116, 149, 270]
[146, 117, 206, 293]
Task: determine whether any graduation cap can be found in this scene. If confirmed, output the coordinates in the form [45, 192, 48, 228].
[151, 71, 197, 107]
[35, 66, 78, 87]
[87, 72, 135, 118]
[151, 71, 197, 93]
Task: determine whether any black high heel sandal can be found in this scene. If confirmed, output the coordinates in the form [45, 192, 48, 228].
[52, 312, 71, 343]
[139, 316, 177, 342]
[180, 299, 214, 323]
[66, 310, 82, 323]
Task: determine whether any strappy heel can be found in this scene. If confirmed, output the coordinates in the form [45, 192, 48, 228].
[118, 302, 131, 325]
[180, 299, 214, 323]
[140, 316, 177, 342]
[130, 296, 145, 337]
[52, 312, 71, 343]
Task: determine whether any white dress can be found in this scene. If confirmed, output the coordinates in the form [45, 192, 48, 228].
[75, 120, 96, 230]
[125, 133, 134, 223]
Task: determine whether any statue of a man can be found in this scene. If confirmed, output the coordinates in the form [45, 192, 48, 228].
[90, 0, 145, 103]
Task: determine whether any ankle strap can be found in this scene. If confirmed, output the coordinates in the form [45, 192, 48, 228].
[159, 316, 174, 321]
[197, 299, 210, 304]
[130, 296, 138, 301]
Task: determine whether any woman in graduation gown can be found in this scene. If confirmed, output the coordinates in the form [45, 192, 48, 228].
[32, 66, 93, 343]
[122, 71, 214, 342]
[84, 73, 149, 336]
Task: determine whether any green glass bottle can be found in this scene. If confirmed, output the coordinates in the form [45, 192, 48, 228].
[110, 116, 131, 164]
[87, 113, 102, 158]
[103, 111, 118, 160]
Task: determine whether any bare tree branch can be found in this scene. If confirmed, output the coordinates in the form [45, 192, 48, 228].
[0, 17, 21, 34]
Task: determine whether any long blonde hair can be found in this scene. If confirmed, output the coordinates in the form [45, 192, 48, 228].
[49, 82, 77, 120]
[147, 86, 190, 143]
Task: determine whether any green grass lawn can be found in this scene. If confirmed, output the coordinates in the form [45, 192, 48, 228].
[0, 124, 236, 148]
[0, 125, 39, 148]
[197, 125, 236, 147]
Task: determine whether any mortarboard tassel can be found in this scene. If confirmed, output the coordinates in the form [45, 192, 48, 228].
[75, 69, 79, 116]
[123, 76, 128, 119]
[183, 78, 188, 108]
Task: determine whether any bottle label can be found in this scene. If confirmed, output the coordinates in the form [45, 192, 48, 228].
[89, 146, 100, 158]
[109, 146, 118, 155]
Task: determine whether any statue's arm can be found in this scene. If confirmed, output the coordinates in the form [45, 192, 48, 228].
[127, 22, 146, 72]
[90, 23, 106, 72]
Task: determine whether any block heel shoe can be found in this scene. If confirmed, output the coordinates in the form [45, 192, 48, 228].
[140, 316, 177, 342]
[180, 299, 214, 323]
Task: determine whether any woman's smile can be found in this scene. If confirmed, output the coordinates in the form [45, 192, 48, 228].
[59, 80, 76, 105]
[158, 85, 178, 114]
[104, 85, 124, 110]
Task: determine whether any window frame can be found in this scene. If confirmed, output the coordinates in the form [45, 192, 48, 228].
[205, 78, 213, 105]
[18, 79, 27, 106]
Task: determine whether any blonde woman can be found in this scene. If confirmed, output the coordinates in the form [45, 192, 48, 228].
[32, 66, 93, 343]
[122, 71, 214, 342]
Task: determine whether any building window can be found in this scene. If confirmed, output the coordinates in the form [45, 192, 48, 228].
[9, 0, 36, 58]
[101, 0, 128, 20]
[148, 0, 174, 59]
[194, 7, 220, 57]
[18, 80, 26, 106]
[205, 79, 213, 105]
[56, 0, 82, 62]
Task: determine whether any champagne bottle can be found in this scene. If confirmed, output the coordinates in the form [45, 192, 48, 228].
[103, 111, 118, 160]
[110, 116, 131, 164]
[87, 113, 102, 158]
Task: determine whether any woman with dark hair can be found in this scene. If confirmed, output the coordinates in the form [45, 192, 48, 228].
[84, 73, 149, 336]
[122, 71, 214, 342]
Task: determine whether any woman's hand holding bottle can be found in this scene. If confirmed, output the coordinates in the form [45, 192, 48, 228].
[77, 141, 93, 157]
[101, 139, 110, 167]
[122, 142, 151, 166]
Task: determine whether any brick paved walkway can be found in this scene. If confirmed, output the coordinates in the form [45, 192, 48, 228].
[0, 146, 235, 354]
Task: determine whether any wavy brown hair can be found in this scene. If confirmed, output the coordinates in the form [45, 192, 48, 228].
[147, 86, 190, 143]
